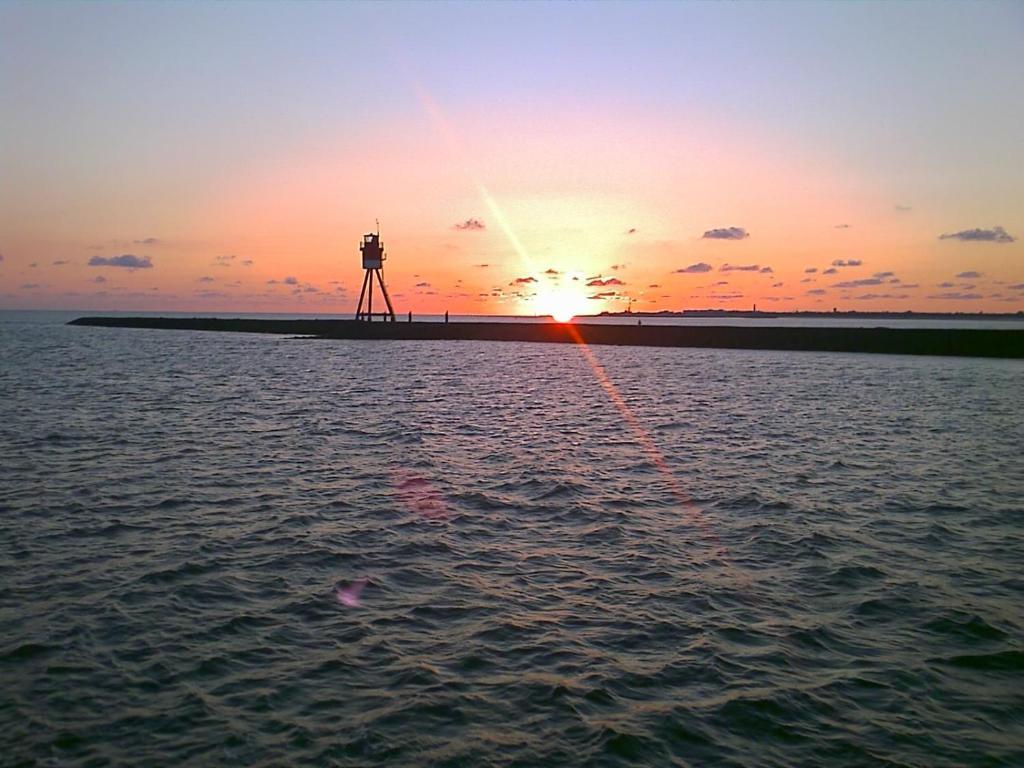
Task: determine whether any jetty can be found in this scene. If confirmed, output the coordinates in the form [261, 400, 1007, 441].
[67, 317, 1024, 358]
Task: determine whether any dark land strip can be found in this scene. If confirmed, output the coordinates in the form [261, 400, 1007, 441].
[67, 317, 1024, 358]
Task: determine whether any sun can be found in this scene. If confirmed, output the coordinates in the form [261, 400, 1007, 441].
[530, 283, 590, 323]
[550, 306, 575, 323]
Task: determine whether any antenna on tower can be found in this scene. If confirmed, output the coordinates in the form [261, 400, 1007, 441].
[354, 223, 396, 322]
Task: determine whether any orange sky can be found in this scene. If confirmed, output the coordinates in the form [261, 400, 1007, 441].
[2, 3, 1022, 315]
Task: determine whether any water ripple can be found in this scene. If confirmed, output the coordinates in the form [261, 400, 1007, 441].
[1, 318, 1023, 766]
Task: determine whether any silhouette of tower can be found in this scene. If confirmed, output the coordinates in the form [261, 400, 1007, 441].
[355, 223, 396, 322]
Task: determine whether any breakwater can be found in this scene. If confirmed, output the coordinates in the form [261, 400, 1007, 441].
[67, 316, 1024, 358]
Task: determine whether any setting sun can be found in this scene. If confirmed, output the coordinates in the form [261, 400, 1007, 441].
[529, 280, 592, 322]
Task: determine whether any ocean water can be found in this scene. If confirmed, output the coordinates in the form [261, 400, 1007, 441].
[1, 313, 1022, 766]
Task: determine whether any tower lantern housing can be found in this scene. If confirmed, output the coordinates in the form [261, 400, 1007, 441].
[361, 233, 384, 270]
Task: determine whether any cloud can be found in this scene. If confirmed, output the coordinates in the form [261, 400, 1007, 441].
[0, 252, 4, 261]
[720, 263, 760, 272]
[823, 267, 838, 275]
[1008, 283, 1024, 291]
[831, 259, 862, 267]
[609, 263, 626, 271]
[241, 259, 254, 266]
[512, 276, 537, 285]
[52, 260, 70, 266]
[648, 283, 660, 288]
[88, 254, 153, 269]
[927, 292, 984, 300]
[760, 266, 773, 274]
[804, 267, 817, 273]
[544, 268, 560, 275]
[800, 278, 813, 284]
[21, 283, 40, 289]
[474, 263, 490, 268]
[133, 237, 160, 245]
[955, 270, 983, 278]
[587, 291, 621, 299]
[91, 275, 106, 284]
[214, 254, 236, 266]
[415, 282, 431, 288]
[834, 278, 884, 288]
[708, 292, 744, 301]
[894, 204, 913, 212]
[854, 293, 909, 300]
[283, 276, 298, 285]
[939, 226, 1015, 244]
[873, 271, 895, 278]
[807, 289, 827, 295]
[835, 223, 851, 229]
[587, 277, 624, 287]
[702, 226, 749, 240]
[626, 227, 637, 234]
[674, 262, 712, 274]
[198, 276, 214, 283]
[772, 281, 783, 288]
[453, 218, 485, 231]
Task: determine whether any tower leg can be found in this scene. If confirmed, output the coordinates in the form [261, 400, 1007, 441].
[355, 267, 395, 322]
[374, 268, 396, 321]
[355, 269, 370, 320]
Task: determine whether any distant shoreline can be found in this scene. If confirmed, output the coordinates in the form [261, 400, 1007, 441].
[68, 317, 1024, 359]
[600, 309, 1024, 320]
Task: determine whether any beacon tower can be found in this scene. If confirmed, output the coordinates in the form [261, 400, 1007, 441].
[355, 224, 396, 322]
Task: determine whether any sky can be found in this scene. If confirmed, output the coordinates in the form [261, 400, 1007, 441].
[1, 1, 1022, 316]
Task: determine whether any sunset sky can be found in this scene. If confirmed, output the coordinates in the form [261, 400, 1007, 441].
[1, 2, 1022, 315]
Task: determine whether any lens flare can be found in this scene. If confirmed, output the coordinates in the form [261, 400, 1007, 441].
[394, 469, 448, 520]
[336, 578, 368, 607]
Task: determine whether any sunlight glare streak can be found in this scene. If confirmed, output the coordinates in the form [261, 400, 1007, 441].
[414, 84, 537, 275]
[565, 323, 728, 558]
[415, 81, 729, 564]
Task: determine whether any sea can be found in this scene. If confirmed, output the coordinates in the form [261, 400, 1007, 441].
[2, 310, 1022, 766]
